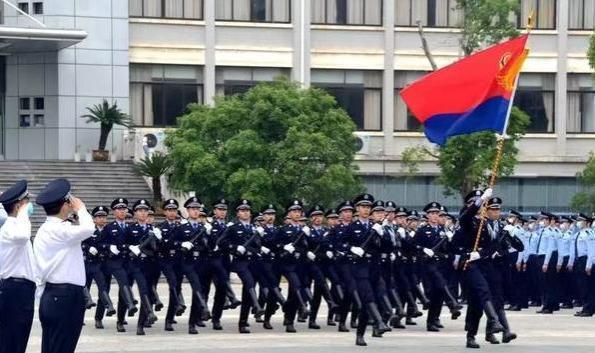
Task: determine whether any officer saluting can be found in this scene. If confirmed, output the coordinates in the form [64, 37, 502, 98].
[0, 180, 38, 353]
[33, 179, 95, 353]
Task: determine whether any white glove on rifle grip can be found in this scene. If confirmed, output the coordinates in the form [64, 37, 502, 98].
[390, 253, 396, 261]
[503, 224, 515, 234]
[261, 246, 270, 255]
[397, 228, 406, 238]
[236, 245, 246, 254]
[422, 248, 434, 257]
[326, 251, 334, 259]
[89, 247, 98, 256]
[307, 251, 316, 261]
[283, 244, 295, 254]
[255, 226, 265, 236]
[129, 245, 141, 256]
[181, 241, 194, 250]
[350, 246, 364, 257]
[302, 226, 311, 236]
[372, 223, 384, 234]
[480, 188, 493, 201]
[204, 223, 213, 235]
[152, 228, 163, 240]
[468, 251, 481, 262]
[109, 245, 120, 255]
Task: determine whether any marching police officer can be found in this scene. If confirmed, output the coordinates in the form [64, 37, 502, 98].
[0, 180, 37, 353]
[34, 179, 95, 353]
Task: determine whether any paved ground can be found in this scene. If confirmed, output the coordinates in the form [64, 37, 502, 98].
[25, 283, 595, 353]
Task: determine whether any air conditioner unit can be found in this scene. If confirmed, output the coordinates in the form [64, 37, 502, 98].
[354, 134, 371, 155]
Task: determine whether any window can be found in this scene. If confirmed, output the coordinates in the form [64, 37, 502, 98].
[567, 74, 595, 133]
[33, 2, 43, 15]
[394, 71, 426, 132]
[569, 0, 595, 29]
[518, 0, 556, 29]
[395, 0, 463, 27]
[512, 74, 555, 133]
[311, 70, 382, 131]
[18, 2, 29, 14]
[215, 67, 290, 96]
[311, 0, 382, 26]
[18, 97, 44, 127]
[130, 65, 204, 126]
[129, 0, 203, 19]
[216, 0, 291, 23]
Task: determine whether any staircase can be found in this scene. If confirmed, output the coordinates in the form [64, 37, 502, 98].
[0, 161, 154, 229]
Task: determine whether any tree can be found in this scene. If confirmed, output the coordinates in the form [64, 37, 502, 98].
[403, 0, 530, 199]
[133, 152, 172, 205]
[570, 153, 595, 214]
[165, 78, 364, 210]
[588, 30, 595, 72]
[81, 100, 131, 151]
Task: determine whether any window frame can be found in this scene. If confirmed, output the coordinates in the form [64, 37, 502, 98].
[568, 0, 595, 30]
[394, 0, 463, 29]
[516, 0, 557, 30]
[215, 0, 293, 24]
[311, 0, 384, 27]
[513, 87, 556, 133]
[567, 89, 595, 134]
[130, 0, 204, 20]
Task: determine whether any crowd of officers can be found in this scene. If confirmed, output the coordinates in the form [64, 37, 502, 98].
[1, 181, 595, 352]
[78, 189, 595, 348]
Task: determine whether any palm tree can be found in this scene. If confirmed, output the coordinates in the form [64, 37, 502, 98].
[133, 152, 172, 205]
[81, 100, 132, 151]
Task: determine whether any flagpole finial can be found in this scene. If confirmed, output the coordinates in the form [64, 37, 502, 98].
[526, 9, 535, 33]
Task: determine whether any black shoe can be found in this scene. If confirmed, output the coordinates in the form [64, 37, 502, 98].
[507, 305, 521, 311]
[536, 308, 553, 314]
[239, 326, 251, 334]
[390, 317, 405, 329]
[122, 320, 128, 325]
[338, 323, 350, 332]
[255, 316, 264, 323]
[127, 307, 138, 317]
[575, 311, 593, 317]
[356, 335, 367, 346]
[405, 317, 417, 325]
[413, 310, 423, 318]
[350, 320, 358, 329]
[144, 322, 152, 328]
[502, 331, 517, 343]
[136, 326, 145, 336]
[466, 336, 480, 349]
[196, 320, 206, 327]
[229, 299, 242, 309]
[155, 302, 164, 311]
[434, 321, 444, 329]
[309, 322, 321, 329]
[372, 328, 384, 337]
[116, 322, 126, 333]
[171, 320, 177, 324]
[427, 324, 440, 332]
[263, 321, 273, 330]
[286, 324, 297, 333]
[451, 308, 461, 320]
[165, 322, 174, 331]
[95, 320, 104, 329]
[327, 317, 337, 326]
[175, 305, 185, 317]
[188, 325, 198, 335]
[213, 321, 223, 330]
[561, 303, 573, 309]
[485, 333, 500, 344]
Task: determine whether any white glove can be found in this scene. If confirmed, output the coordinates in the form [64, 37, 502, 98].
[503, 224, 515, 234]
[397, 228, 406, 238]
[422, 248, 435, 257]
[129, 245, 141, 256]
[236, 245, 246, 254]
[468, 251, 481, 262]
[227, 222, 235, 227]
[372, 223, 384, 234]
[302, 226, 311, 236]
[152, 228, 163, 240]
[350, 246, 365, 257]
[213, 245, 219, 252]
[409, 231, 416, 237]
[89, 246, 98, 256]
[445, 231, 454, 240]
[307, 251, 316, 261]
[255, 226, 265, 236]
[261, 246, 270, 255]
[181, 241, 194, 250]
[382, 219, 389, 227]
[283, 244, 295, 254]
[180, 219, 188, 225]
[326, 251, 334, 259]
[110, 245, 120, 255]
[491, 251, 500, 259]
[480, 188, 493, 201]
[204, 223, 213, 235]
[390, 253, 396, 261]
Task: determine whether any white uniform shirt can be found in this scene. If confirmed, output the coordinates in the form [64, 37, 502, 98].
[33, 209, 95, 286]
[0, 213, 38, 282]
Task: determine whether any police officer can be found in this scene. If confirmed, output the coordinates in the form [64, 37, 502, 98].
[84, 206, 116, 330]
[34, 179, 95, 353]
[0, 180, 37, 353]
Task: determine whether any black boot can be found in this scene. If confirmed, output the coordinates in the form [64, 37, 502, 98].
[356, 335, 367, 346]
[443, 286, 461, 319]
[390, 289, 406, 319]
[338, 322, 350, 332]
[121, 286, 138, 317]
[327, 308, 337, 326]
[271, 287, 287, 306]
[285, 323, 297, 333]
[152, 287, 164, 311]
[95, 319, 104, 329]
[84, 287, 96, 309]
[248, 288, 265, 317]
[99, 291, 116, 317]
[466, 336, 480, 349]
[405, 317, 417, 325]
[415, 284, 430, 309]
[188, 324, 198, 335]
[257, 287, 269, 311]
[295, 289, 311, 316]
[321, 282, 338, 311]
[406, 291, 423, 317]
[212, 321, 223, 330]
[390, 316, 406, 329]
[381, 294, 396, 320]
[309, 320, 321, 329]
[483, 301, 504, 334]
[225, 281, 242, 309]
[142, 295, 158, 324]
[165, 321, 174, 331]
[498, 309, 517, 343]
[263, 320, 273, 330]
[116, 321, 126, 333]
[367, 302, 390, 335]
[136, 324, 145, 336]
[485, 333, 500, 344]
[194, 291, 212, 321]
[334, 284, 345, 302]
[239, 322, 250, 334]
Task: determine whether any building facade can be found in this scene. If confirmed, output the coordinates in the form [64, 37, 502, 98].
[1, 0, 594, 211]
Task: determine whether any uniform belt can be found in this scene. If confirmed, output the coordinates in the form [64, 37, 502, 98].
[4, 277, 36, 286]
[46, 282, 84, 290]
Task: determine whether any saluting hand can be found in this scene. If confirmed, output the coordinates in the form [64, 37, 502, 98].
[69, 196, 85, 212]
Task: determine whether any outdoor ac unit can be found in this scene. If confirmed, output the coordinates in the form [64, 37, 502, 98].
[354, 135, 371, 155]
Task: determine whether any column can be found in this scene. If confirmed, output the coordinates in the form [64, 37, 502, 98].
[204, 0, 216, 105]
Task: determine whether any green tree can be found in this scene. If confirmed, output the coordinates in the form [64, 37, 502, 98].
[133, 152, 172, 205]
[81, 99, 131, 151]
[588, 30, 595, 72]
[404, 0, 529, 199]
[570, 153, 595, 214]
[165, 78, 364, 210]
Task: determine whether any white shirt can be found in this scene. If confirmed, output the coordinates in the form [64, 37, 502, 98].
[0, 213, 38, 282]
[0, 205, 7, 228]
[33, 209, 95, 286]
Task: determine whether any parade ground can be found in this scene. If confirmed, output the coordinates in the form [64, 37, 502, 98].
[23, 283, 595, 353]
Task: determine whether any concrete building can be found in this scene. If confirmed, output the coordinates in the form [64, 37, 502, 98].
[1, 0, 594, 212]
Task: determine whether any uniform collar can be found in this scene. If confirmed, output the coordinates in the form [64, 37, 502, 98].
[47, 216, 64, 223]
